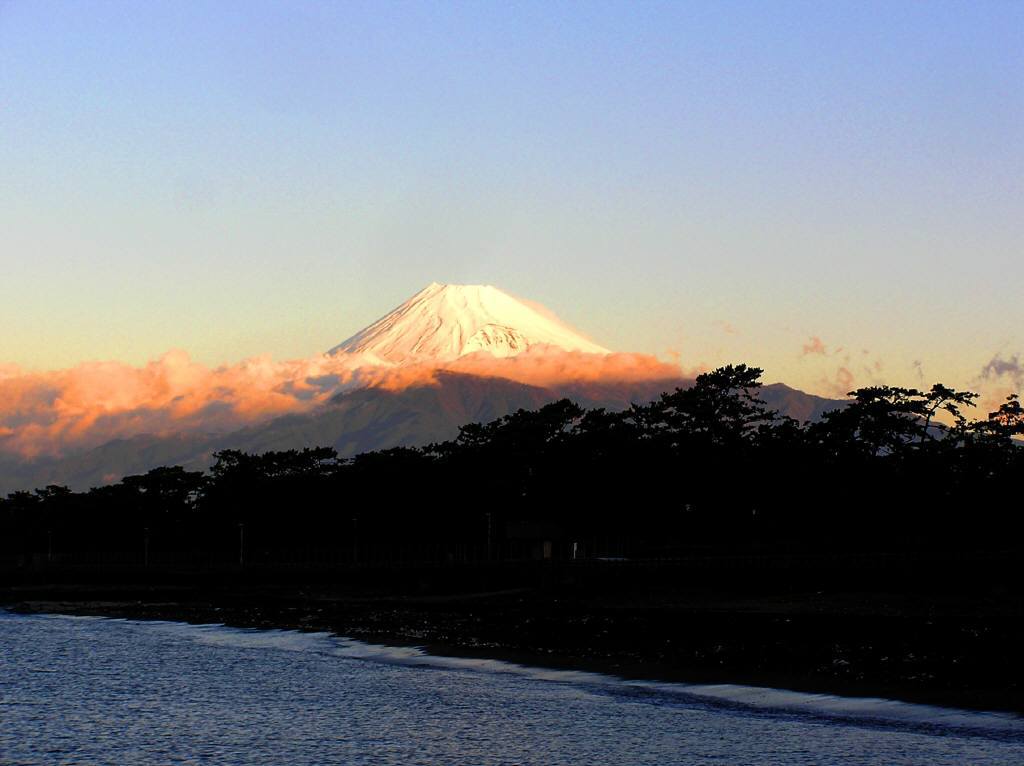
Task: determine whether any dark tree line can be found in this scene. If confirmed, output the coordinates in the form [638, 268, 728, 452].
[1, 365, 1021, 565]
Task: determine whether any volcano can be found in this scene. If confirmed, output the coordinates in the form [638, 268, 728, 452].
[0, 282, 843, 493]
[328, 283, 609, 362]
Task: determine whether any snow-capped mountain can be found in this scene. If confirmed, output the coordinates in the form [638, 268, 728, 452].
[328, 283, 609, 362]
[0, 280, 846, 493]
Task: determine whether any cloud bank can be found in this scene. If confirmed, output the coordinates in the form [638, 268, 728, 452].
[0, 348, 682, 459]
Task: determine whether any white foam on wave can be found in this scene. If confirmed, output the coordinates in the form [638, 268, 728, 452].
[133, 619, 1024, 736]
[629, 680, 1024, 733]
[21, 612, 1024, 737]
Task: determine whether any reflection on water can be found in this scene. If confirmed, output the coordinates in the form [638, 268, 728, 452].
[1, 610, 1021, 765]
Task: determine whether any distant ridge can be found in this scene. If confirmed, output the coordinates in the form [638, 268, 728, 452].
[0, 377, 844, 494]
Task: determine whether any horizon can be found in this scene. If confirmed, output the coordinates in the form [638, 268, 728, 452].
[2, 276, 1018, 395]
[3, 5, 1024, 757]
[2, 1, 1022, 467]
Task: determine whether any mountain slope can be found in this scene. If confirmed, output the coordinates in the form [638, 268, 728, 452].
[0, 375, 844, 494]
[760, 383, 844, 424]
[0, 281, 848, 493]
[328, 283, 609, 362]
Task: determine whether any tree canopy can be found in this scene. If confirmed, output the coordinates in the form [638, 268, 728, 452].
[1, 366, 1020, 564]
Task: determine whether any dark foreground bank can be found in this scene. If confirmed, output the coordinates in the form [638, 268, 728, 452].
[4, 557, 1022, 715]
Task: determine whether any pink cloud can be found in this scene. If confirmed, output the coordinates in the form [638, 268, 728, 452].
[0, 347, 683, 459]
[801, 337, 827, 356]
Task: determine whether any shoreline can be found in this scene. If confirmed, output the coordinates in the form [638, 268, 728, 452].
[5, 585, 1021, 716]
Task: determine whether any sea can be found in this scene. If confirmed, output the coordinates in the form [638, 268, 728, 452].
[1, 609, 1021, 765]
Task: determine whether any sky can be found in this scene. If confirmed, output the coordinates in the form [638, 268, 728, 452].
[2, 0, 1022, 402]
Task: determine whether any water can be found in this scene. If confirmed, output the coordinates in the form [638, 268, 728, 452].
[1, 610, 1021, 765]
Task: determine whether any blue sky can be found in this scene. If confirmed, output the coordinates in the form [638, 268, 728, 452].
[2, 1, 1021, 396]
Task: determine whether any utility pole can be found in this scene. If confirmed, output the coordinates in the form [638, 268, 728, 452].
[238, 523, 245, 567]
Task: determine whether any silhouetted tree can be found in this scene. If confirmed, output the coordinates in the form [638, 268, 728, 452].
[2, 366, 1020, 563]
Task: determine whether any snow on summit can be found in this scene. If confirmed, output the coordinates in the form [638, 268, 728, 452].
[4, 282, 675, 474]
[328, 283, 610, 363]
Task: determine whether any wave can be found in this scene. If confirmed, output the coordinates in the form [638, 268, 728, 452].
[65, 615, 1017, 739]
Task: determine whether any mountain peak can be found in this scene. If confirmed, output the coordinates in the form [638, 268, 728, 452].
[328, 283, 609, 363]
